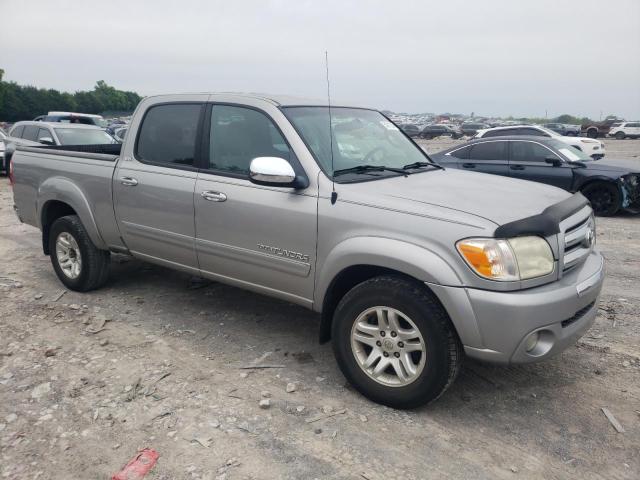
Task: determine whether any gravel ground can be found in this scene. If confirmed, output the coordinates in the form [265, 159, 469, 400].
[0, 139, 639, 479]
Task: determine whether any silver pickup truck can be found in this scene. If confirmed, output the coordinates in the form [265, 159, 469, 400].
[10, 93, 605, 408]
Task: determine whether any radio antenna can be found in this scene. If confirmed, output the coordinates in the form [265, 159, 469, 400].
[325, 51, 337, 205]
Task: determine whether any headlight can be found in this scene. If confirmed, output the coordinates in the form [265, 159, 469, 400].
[456, 236, 554, 281]
[580, 139, 598, 144]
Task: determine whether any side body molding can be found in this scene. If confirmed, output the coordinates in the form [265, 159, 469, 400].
[314, 236, 463, 311]
[37, 176, 107, 250]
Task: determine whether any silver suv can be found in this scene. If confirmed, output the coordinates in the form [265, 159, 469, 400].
[10, 94, 605, 408]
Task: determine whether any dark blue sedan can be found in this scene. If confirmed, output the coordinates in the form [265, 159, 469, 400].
[430, 136, 639, 216]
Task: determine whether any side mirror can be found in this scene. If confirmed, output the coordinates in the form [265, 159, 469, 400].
[39, 137, 55, 146]
[545, 157, 562, 167]
[249, 157, 307, 188]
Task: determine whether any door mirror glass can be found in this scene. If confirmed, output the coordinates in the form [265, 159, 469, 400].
[545, 157, 562, 166]
[39, 137, 55, 146]
[249, 157, 298, 187]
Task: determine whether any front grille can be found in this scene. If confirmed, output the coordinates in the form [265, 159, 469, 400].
[559, 206, 594, 273]
[561, 301, 595, 328]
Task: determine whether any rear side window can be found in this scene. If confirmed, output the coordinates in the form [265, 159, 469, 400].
[23, 125, 39, 141]
[518, 127, 548, 137]
[482, 129, 512, 138]
[10, 125, 25, 138]
[208, 105, 290, 175]
[469, 141, 507, 160]
[449, 146, 470, 159]
[511, 141, 556, 163]
[136, 104, 202, 167]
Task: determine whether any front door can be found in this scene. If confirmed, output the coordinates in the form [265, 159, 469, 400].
[508, 140, 574, 190]
[194, 104, 317, 305]
[114, 102, 204, 273]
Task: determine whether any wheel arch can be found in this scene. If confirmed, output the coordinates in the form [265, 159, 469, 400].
[38, 178, 107, 254]
[315, 237, 463, 343]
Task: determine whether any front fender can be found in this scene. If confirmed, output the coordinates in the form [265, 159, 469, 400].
[314, 236, 463, 311]
[38, 177, 107, 249]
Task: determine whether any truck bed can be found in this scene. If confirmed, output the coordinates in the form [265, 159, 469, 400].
[15, 143, 121, 161]
[11, 143, 123, 251]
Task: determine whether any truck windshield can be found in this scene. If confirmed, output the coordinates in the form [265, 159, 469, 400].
[54, 128, 116, 145]
[283, 107, 435, 180]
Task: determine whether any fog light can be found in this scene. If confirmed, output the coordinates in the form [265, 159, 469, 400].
[524, 332, 539, 352]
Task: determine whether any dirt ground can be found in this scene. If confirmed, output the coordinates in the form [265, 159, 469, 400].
[1, 138, 639, 480]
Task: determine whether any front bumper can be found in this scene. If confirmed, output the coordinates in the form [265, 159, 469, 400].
[429, 250, 605, 364]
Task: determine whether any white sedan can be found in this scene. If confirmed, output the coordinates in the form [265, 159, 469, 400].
[474, 125, 605, 159]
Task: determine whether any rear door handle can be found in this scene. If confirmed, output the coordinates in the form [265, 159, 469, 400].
[120, 176, 138, 186]
[510, 165, 525, 171]
[462, 163, 476, 169]
[201, 191, 227, 202]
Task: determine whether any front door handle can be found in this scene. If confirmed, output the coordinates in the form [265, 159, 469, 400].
[201, 191, 227, 202]
[120, 176, 138, 186]
[510, 165, 525, 171]
[462, 163, 476, 169]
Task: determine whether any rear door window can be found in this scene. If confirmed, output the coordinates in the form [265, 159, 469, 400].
[23, 125, 39, 141]
[469, 141, 508, 160]
[135, 103, 202, 167]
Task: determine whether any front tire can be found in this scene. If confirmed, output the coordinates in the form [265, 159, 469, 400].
[581, 182, 620, 216]
[331, 276, 462, 409]
[615, 131, 625, 140]
[49, 215, 110, 291]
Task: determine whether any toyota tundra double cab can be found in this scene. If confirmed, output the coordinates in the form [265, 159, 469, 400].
[10, 93, 605, 408]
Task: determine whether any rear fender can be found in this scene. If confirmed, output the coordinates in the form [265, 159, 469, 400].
[38, 177, 107, 250]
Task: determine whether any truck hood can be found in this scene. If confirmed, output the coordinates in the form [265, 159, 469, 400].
[339, 168, 570, 226]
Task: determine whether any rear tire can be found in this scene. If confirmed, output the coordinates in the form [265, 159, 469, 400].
[331, 275, 463, 409]
[581, 182, 620, 216]
[49, 215, 110, 291]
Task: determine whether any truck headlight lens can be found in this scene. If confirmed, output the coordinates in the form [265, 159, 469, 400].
[457, 236, 554, 281]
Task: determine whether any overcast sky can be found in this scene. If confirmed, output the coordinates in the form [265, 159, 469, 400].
[1, 0, 639, 119]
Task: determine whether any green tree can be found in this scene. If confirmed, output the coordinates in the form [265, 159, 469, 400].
[0, 72, 142, 122]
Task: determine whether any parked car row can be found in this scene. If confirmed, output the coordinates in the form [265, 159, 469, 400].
[543, 123, 581, 136]
[399, 123, 463, 139]
[474, 125, 606, 159]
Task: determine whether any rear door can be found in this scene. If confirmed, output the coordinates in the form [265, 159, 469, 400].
[113, 101, 205, 273]
[194, 103, 317, 304]
[463, 140, 509, 176]
[508, 140, 574, 189]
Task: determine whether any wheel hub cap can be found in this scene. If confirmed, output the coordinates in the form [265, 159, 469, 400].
[55, 232, 82, 279]
[350, 306, 426, 387]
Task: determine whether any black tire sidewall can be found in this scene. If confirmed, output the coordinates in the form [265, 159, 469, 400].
[49, 217, 93, 290]
[582, 182, 620, 216]
[332, 277, 454, 408]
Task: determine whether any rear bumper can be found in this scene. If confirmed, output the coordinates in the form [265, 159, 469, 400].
[429, 250, 604, 364]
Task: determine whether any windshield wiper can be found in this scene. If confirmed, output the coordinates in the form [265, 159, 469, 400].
[402, 161, 442, 170]
[333, 165, 408, 177]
